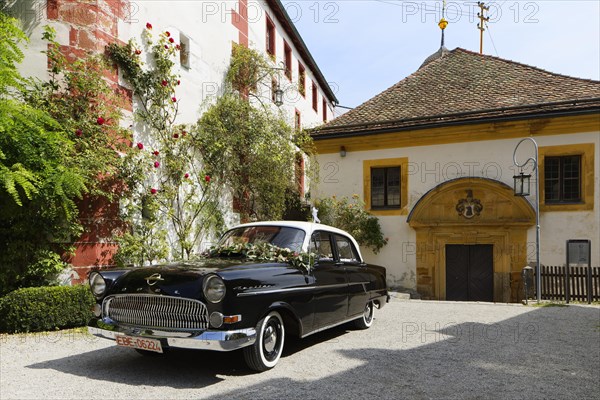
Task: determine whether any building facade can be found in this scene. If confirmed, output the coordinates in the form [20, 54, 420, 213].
[6, 0, 337, 276]
[312, 48, 600, 302]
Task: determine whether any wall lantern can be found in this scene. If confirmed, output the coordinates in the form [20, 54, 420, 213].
[340, 146, 346, 158]
[273, 83, 284, 107]
[513, 171, 531, 196]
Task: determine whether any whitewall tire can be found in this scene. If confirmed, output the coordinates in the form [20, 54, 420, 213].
[243, 311, 285, 371]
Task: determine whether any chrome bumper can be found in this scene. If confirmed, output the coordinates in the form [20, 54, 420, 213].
[88, 319, 256, 352]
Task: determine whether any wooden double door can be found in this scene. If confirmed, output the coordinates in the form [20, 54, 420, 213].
[445, 245, 494, 302]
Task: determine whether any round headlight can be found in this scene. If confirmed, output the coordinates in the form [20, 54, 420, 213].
[89, 272, 107, 299]
[203, 275, 226, 303]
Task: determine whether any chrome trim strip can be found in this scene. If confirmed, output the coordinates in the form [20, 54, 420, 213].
[237, 281, 368, 297]
[88, 324, 256, 352]
[237, 286, 317, 297]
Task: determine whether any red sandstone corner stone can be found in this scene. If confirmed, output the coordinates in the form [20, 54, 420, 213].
[59, 3, 99, 26]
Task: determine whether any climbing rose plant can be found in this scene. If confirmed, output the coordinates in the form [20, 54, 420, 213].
[108, 25, 223, 265]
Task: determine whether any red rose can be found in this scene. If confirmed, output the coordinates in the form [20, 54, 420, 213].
[177, 80, 181, 85]
[153, 150, 160, 156]
[184, 173, 190, 179]
[154, 161, 160, 168]
[150, 188, 157, 194]
[137, 142, 144, 150]
[97, 117, 105, 125]
[173, 133, 179, 139]
[146, 22, 152, 30]
[161, 80, 168, 87]
[164, 45, 169, 49]
[205, 175, 211, 183]
[175, 44, 181, 50]
[135, 49, 142, 55]
[171, 97, 177, 102]
[165, 31, 170, 37]
[169, 38, 175, 43]
[75, 129, 83, 137]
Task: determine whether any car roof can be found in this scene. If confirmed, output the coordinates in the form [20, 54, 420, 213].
[233, 221, 349, 236]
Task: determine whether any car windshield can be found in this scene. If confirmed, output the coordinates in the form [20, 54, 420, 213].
[217, 226, 306, 253]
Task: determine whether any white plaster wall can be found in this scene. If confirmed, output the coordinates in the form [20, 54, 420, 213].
[245, 2, 333, 129]
[315, 131, 600, 289]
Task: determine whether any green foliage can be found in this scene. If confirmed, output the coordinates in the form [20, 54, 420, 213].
[195, 92, 297, 221]
[227, 43, 274, 94]
[108, 27, 223, 263]
[0, 285, 94, 333]
[28, 26, 130, 196]
[316, 195, 388, 254]
[0, 12, 26, 95]
[0, 21, 129, 295]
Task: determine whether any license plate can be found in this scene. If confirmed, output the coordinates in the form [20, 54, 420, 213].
[115, 335, 163, 353]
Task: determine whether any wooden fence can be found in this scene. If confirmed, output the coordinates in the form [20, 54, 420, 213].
[530, 265, 600, 302]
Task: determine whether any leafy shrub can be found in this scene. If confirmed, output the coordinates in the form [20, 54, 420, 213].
[316, 195, 388, 254]
[0, 285, 94, 333]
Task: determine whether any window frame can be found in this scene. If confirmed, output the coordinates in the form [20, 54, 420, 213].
[312, 81, 318, 112]
[298, 62, 306, 97]
[539, 143, 594, 212]
[544, 155, 582, 204]
[283, 40, 292, 80]
[266, 16, 276, 58]
[294, 109, 301, 131]
[333, 234, 361, 264]
[370, 166, 401, 210]
[322, 98, 327, 122]
[363, 157, 409, 216]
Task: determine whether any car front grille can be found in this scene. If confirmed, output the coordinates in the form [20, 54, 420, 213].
[103, 294, 209, 331]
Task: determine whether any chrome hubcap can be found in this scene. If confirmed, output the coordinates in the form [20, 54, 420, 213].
[364, 303, 373, 322]
[263, 325, 277, 353]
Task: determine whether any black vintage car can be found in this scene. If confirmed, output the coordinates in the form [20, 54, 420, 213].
[88, 221, 388, 371]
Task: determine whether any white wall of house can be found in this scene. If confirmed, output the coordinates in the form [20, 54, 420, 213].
[13, 0, 333, 139]
[314, 131, 600, 289]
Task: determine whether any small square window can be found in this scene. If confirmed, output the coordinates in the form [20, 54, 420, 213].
[544, 155, 581, 203]
[371, 167, 401, 209]
[179, 33, 190, 68]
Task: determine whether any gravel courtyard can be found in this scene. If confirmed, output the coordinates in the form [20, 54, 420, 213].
[1, 298, 599, 400]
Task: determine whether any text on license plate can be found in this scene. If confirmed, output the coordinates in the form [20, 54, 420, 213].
[115, 335, 163, 353]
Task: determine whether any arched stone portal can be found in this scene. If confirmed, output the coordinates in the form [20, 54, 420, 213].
[407, 178, 535, 302]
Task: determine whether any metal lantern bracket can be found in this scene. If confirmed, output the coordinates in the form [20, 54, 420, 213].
[513, 137, 541, 302]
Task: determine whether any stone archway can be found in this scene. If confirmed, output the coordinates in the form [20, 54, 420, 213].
[407, 178, 535, 302]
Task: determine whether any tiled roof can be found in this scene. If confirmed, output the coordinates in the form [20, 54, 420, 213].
[312, 48, 600, 137]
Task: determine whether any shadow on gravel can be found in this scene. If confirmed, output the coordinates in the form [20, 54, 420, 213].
[25, 324, 351, 389]
[198, 305, 600, 399]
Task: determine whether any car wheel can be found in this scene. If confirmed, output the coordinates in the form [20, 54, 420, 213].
[353, 301, 374, 329]
[243, 311, 285, 372]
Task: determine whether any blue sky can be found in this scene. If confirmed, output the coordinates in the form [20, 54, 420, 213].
[282, 0, 600, 108]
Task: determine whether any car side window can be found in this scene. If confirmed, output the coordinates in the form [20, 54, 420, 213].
[309, 231, 334, 262]
[334, 234, 361, 263]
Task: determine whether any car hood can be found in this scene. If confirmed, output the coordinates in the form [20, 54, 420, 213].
[107, 258, 289, 299]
